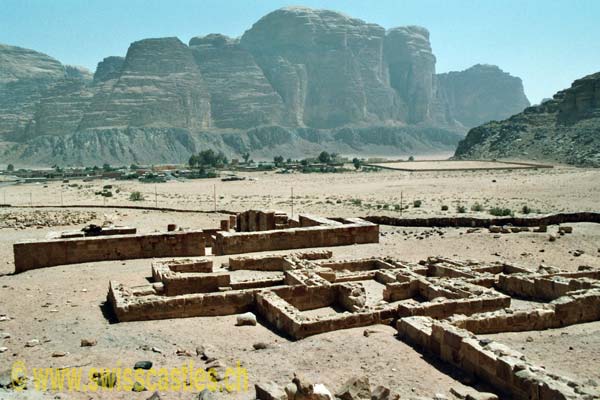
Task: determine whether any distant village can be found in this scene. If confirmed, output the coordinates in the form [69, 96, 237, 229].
[1, 151, 389, 185]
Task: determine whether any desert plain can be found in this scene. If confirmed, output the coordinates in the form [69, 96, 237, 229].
[0, 163, 599, 399]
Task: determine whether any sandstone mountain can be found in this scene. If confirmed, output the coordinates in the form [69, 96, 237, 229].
[455, 72, 600, 167]
[0, 7, 531, 166]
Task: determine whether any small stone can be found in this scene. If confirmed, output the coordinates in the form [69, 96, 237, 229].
[151, 346, 162, 354]
[548, 234, 557, 242]
[176, 348, 192, 357]
[198, 388, 215, 400]
[146, 391, 161, 400]
[284, 382, 297, 399]
[526, 337, 534, 343]
[134, 361, 153, 370]
[26, 339, 40, 347]
[253, 342, 270, 350]
[80, 338, 97, 347]
[52, 351, 67, 357]
[255, 381, 286, 400]
[0, 332, 10, 339]
[94, 371, 117, 388]
[236, 312, 257, 326]
[0, 347, 7, 353]
[336, 376, 370, 400]
[132, 381, 146, 392]
[371, 385, 391, 400]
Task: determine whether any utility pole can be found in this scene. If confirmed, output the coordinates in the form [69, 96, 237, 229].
[400, 191, 403, 217]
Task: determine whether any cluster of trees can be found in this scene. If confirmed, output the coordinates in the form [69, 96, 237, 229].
[189, 150, 229, 169]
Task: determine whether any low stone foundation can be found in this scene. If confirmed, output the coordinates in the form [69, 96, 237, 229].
[14, 231, 206, 273]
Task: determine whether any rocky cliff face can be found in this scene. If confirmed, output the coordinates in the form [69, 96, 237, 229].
[0, 44, 66, 140]
[455, 72, 600, 166]
[240, 7, 398, 128]
[0, 7, 532, 166]
[437, 64, 530, 128]
[78, 37, 211, 131]
[189, 34, 286, 129]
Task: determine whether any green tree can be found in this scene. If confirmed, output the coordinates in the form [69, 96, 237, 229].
[318, 151, 331, 164]
[408, 155, 415, 161]
[273, 155, 284, 166]
[352, 158, 362, 170]
[242, 152, 250, 164]
[102, 163, 111, 172]
[6, 164, 14, 172]
[188, 155, 199, 169]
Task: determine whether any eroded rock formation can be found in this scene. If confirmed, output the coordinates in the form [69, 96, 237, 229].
[455, 72, 600, 166]
[0, 7, 531, 165]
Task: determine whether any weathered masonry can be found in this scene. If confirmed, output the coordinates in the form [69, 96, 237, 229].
[13, 231, 206, 273]
[12, 210, 378, 273]
[109, 254, 600, 398]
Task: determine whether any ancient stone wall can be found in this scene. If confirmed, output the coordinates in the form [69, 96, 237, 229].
[14, 231, 205, 272]
[213, 221, 379, 255]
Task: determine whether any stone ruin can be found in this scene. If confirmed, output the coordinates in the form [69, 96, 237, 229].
[12, 210, 379, 273]
[108, 252, 600, 399]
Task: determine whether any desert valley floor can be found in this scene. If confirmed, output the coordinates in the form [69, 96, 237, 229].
[1, 165, 599, 399]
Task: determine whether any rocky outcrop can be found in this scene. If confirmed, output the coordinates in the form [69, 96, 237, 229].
[79, 37, 211, 130]
[436, 64, 530, 128]
[455, 72, 600, 166]
[189, 34, 286, 128]
[93, 56, 124, 83]
[0, 7, 532, 166]
[240, 7, 397, 128]
[0, 44, 66, 139]
[385, 26, 436, 124]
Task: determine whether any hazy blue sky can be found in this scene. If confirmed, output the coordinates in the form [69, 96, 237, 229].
[1, 0, 599, 104]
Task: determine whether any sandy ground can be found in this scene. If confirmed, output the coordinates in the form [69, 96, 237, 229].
[366, 160, 544, 170]
[1, 166, 599, 399]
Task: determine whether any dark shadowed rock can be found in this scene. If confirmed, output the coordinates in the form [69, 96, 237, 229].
[93, 56, 125, 83]
[455, 71, 600, 166]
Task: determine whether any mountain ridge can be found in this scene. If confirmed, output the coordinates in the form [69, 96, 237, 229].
[0, 7, 530, 166]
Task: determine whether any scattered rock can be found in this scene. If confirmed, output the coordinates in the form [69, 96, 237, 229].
[548, 234, 557, 242]
[255, 381, 287, 400]
[253, 342, 270, 350]
[151, 346, 162, 354]
[0, 347, 7, 353]
[371, 385, 394, 400]
[176, 348, 192, 357]
[52, 351, 67, 357]
[132, 381, 146, 392]
[134, 361, 153, 370]
[284, 382, 297, 399]
[93, 371, 117, 388]
[146, 391, 161, 400]
[236, 312, 257, 326]
[0, 332, 10, 339]
[80, 338, 97, 347]
[450, 387, 498, 400]
[25, 339, 40, 347]
[198, 388, 215, 399]
[336, 376, 371, 400]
